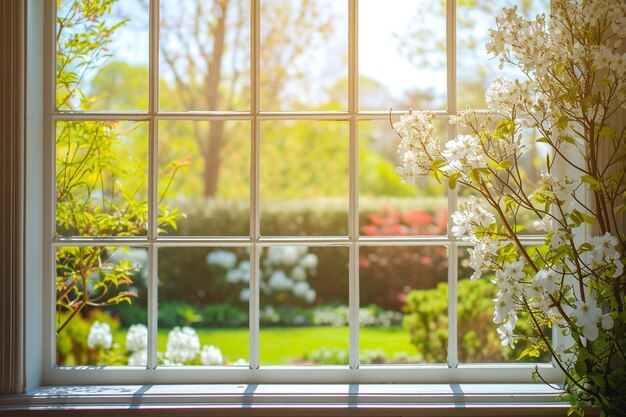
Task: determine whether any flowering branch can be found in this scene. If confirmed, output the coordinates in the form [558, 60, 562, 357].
[394, 1, 625, 415]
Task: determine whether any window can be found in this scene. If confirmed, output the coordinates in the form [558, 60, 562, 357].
[42, 0, 565, 386]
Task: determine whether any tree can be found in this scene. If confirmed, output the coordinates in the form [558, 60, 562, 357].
[158, 0, 339, 197]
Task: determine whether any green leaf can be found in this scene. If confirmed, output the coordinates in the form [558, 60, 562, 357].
[580, 213, 597, 225]
[449, 172, 460, 189]
[557, 115, 569, 130]
[497, 160, 513, 170]
[599, 126, 614, 139]
[574, 359, 587, 378]
[580, 175, 599, 186]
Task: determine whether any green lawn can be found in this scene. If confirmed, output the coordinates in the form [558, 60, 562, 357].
[114, 326, 416, 365]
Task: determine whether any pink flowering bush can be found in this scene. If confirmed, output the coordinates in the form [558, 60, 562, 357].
[360, 206, 449, 310]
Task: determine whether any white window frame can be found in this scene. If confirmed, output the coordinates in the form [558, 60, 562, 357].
[34, 0, 566, 386]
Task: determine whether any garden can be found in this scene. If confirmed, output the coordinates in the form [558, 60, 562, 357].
[54, 0, 549, 368]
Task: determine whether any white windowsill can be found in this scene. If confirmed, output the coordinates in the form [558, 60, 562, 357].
[0, 383, 574, 416]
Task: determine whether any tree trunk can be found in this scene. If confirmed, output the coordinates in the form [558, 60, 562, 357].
[203, 0, 228, 197]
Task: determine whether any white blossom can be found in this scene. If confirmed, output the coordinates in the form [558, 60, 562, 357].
[497, 313, 517, 349]
[292, 281, 311, 298]
[206, 250, 238, 270]
[590, 232, 620, 263]
[394, 110, 440, 183]
[503, 260, 525, 281]
[570, 297, 613, 341]
[534, 269, 560, 295]
[551, 230, 568, 250]
[127, 349, 147, 366]
[468, 237, 499, 281]
[494, 292, 515, 324]
[291, 265, 307, 281]
[268, 270, 293, 291]
[165, 326, 200, 364]
[540, 173, 575, 202]
[304, 289, 317, 303]
[200, 345, 223, 366]
[267, 246, 314, 269]
[299, 253, 319, 269]
[533, 215, 552, 232]
[125, 323, 147, 353]
[87, 321, 112, 350]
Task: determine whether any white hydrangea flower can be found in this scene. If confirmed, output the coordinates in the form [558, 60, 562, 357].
[165, 326, 200, 364]
[87, 321, 113, 350]
[292, 281, 311, 298]
[268, 246, 301, 266]
[127, 349, 147, 366]
[290, 265, 307, 281]
[268, 270, 293, 291]
[200, 345, 223, 366]
[206, 250, 238, 270]
[299, 253, 318, 269]
[304, 289, 317, 303]
[125, 323, 148, 353]
[239, 288, 250, 302]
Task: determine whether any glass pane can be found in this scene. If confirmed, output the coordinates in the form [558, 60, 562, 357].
[359, 119, 448, 237]
[360, 246, 448, 364]
[159, 0, 251, 111]
[55, 121, 148, 237]
[457, 247, 552, 363]
[158, 120, 250, 236]
[158, 247, 250, 366]
[359, 0, 446, 111]
[260, 0, 348, 111]
[457, 0, 550, 109]
[260, 121, 349, 236]
[56, 0, 149, 111]
[260, 246, 349, 365]
[56, 246, 148, 366]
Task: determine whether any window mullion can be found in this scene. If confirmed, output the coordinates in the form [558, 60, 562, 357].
[446, 0, 459, 369]
[147, 0, 160, 370]
[348, 0, 359, 370]
[249, 0, 261, 370]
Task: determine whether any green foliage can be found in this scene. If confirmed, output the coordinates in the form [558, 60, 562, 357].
[56, 0, 126, 110]
[56, 310, 123, 366]
[403, 278, 547, 363]
[55, 0, 183, 334]
[158, 302, 202, 328]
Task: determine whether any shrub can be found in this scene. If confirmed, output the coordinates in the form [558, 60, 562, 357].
[359, 205, 454, 311]
[403, 277, 548, 363]
[158, 302, 202, 328]
[56, 310, 122, 365]
[200, 303, 248, 328]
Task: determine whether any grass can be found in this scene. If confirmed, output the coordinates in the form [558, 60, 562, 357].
[113, 326, 416, 365]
